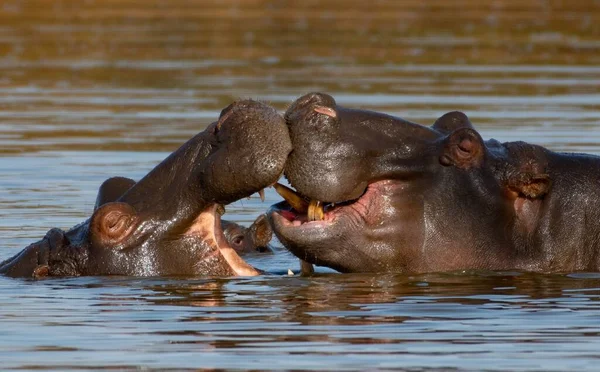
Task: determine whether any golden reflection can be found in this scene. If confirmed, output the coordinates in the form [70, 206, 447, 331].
[0, 1, 598, 154]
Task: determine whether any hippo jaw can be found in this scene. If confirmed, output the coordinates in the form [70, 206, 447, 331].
[185, 204, 260, 276]
[269, 179, 422, 273]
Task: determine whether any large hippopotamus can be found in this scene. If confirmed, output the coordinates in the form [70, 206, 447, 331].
[1, 100, 291, 278]
[269, 92, 600, 274]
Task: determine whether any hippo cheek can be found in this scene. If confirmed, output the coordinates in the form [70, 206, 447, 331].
[269, 180, 426, 273]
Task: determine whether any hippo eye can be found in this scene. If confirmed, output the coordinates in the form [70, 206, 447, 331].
[233, 235, 244, 246]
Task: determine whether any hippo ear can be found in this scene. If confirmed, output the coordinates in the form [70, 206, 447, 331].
[433, 111, 474, 135]
[507, 173, 551, 199]
[440, 128, 485, 169]
[248, 214, 273, 248]
[94, 177, 136, 211]
[90, 202, 138, 247]
[507, 174, 551, 234]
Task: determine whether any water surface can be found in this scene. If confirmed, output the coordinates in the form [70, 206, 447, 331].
[2, 1, 600, 371]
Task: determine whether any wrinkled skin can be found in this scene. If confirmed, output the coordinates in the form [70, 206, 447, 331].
[96, 177, 273, 254]
[269, 92, 600, 274]
[1, 100, 291, 278]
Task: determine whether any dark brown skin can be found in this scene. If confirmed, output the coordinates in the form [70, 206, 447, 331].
[269, 92, 600, 274]
[1, 100, 291, 278]
[96, 177, 273, 254]
[221, 215, 273, 254]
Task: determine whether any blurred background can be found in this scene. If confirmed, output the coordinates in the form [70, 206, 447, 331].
[0, 0, 599, 154]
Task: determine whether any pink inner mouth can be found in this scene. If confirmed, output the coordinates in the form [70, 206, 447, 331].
[186, 204, 260, 276]
[278, 208, 337, 227]
[276, 182, 383, 228]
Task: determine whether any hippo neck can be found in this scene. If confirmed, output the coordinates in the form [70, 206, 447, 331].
[118, 132, 209, 219]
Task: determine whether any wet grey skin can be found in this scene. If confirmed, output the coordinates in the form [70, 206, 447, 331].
[1, 100, 291, 278]
[96, 177, 273, 255]
[269, 92, 600, 274]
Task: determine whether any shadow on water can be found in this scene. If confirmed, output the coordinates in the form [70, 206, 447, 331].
[1, 0, 600, 370]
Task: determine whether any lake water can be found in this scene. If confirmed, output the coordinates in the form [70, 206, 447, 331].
[1, 1, 600, 370]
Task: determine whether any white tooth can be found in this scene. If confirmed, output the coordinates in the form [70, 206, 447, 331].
[258, 189, 265, 202]
[287, 269, 294, 276]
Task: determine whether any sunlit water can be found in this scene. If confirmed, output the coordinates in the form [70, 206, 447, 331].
[2, 1, 600, 371]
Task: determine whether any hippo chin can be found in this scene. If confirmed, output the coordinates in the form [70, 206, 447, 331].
[269, 92, 600, 274]
[1, 100, 291, 278]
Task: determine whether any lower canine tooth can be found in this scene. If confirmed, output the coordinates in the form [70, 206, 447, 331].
[300, 259, 314, 275]
[273, 183, 309, 213]
[308, 200, 324, 221]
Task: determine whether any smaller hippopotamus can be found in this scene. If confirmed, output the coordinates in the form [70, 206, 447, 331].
[1, 99, 291, 278]
[269, 92, 600, 274]
[222, 215, 273, 254]
[96, 176, 273, 254]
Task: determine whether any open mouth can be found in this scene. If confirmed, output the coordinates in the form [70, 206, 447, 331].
[270, 182, 372, 229]
[186, 204, 261, 276]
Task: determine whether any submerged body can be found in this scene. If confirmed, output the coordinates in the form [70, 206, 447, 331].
[269, 92, 600, 274]
[1, 100, 291, 278]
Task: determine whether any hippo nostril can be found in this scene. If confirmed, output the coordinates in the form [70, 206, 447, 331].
[296, 92, 336, 110]
[44, 228, 68, 250]
[314, 106, 337, 118]
[216, 109, 234, 131]
[299, 92, 323, 106]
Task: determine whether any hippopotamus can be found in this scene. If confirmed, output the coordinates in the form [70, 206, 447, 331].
[269, 92, 600, 274]
[221, 215, 273, 254]
[1, 100, 291, 278]
[95, 176, 273, 254]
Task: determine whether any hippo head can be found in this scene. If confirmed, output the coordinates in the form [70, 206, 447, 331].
[96, 178, 273, 255]
[269, 93, 552, 273]
[1, 100, 291, 278]
[222, 214, 273, 254]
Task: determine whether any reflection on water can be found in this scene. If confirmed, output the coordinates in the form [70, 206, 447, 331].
[2, 272, 600, 371]
[1, 0, 600, 370]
